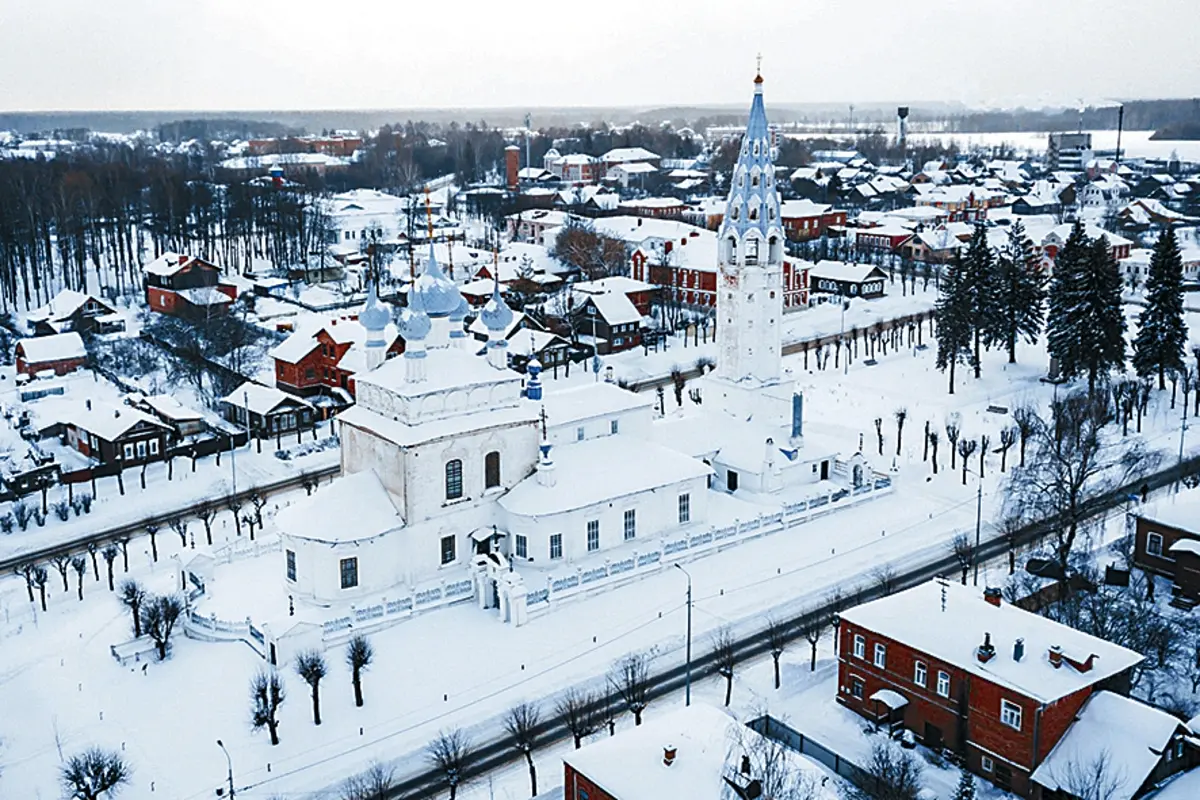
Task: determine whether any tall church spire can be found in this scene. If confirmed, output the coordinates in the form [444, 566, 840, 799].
[713, 67, 785, 387]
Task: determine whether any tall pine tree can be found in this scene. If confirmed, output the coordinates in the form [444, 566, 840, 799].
[960, 224, 996, 378]
[1048, 223, 1126, 395]
[989, 220, 1047, 363]
[935, 251, 972, 394]
[1132, 228, 1187, 388]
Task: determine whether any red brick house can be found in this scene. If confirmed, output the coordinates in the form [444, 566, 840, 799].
[779, 200, 847, 241]
[271, 316, 403, 399]
[564, 703, 807, 800]
[15, 332, 88, 377]
[143, 253, 238, 319]
[1133, 505, 1200, 609]
[837, 580, 1145, 797]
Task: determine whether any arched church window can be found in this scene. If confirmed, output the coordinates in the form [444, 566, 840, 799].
[751, 173, 760, 187]
[485, 451, 501, 489]
[445, 459, 463, 500]
[749, 206, 758, 221]
[745, 237, 759, 264]
[731, 206, 739, 221]
[769, 235, 782, 263]
[726, 237, 736, 262]
[753, 141, 760, 156]
[768, 205, 776, 221]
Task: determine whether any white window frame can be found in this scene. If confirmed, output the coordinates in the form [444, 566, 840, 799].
[122, 443, 134, 460]
[937, 670, 951, 698]
[149, 439, 159, 456]
[623, 509, 636, 541]
[1000, 699, 1022, 730]
[514, 534, 527, 559]
[914, 661, 927, 688]
[1146, 531, 1164, 557]
[440, 535, 456, 565]
[853, 634, 865, 659]
[678, 493, 691, 524]
[549, 533, 563, 560]
[873, 643, 886, 668]
[586, 520, 600, 552]
[981, 756, 994, 773]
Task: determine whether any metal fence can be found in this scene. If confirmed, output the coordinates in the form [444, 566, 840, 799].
[747, 715, 875, 792]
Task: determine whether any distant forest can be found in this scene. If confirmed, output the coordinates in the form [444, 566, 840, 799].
[950, 98, 1200, 135]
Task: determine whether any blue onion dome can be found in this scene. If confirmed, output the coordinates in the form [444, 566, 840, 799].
[449, 292, 469, 323]
[398, 285, 432, 342]
[413, 245, 463, 318]
[480, 277, 514, 333]
[359, 281, 391, 334]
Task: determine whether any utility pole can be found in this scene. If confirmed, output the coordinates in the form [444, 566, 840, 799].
[674, 563, 692, 706]
[1178, 396, 1188, 494]
[973, 475, 983, 586]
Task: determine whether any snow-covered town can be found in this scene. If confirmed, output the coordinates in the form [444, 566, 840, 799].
[4, 8, 1200, 800]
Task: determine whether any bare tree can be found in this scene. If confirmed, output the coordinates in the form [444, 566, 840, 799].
[250, 491, 268, 528]
[958, 438, 978, 485]
[873, 565, 898, 596]
[503, 701, 542, 797]
[998, 426, 1017, 472]
[951, 533, 974, 585]
[999, 515, 1023, 575]
[15, 562, 37, 603]
[295, 649, 328, 725]
[250, 669, 286, 745]
[86, 541, 100, 580]
[141, 594, 183, 659]
[196, 502, 217, 546]
[426, 727, 473, 800]
[727, 723, 819, 800]
[556, 687, 599, 748]
[1046, 751, 1125, 800]
[346, 634, 374, 708]
[145, 524, 159, 562]
[712, 626, 738, 706]
[33, 565, 48, 611]
[116, 536, 129, 572]
[874, 417, 884, 455]
[945, 413, 962, 471]
[101, 545, 119, 591]
[340, 762, 395, 800]
[167, 515, 189, 548]
[978, 433, 990, 478]
[928, 430, 939, 474]
[71, 555, 87, 601]
[118, 579, 146, 638]
[845, 741, 924, 800]
[1012, 402, 1039, 467]
[609, 652, 651, 725]
[765, 615, 788, 689]
[59, 746, 131, 800]
[1009, 390, 1158, 581]
[802, 613, 828, 672]
[226, 493, 244, 538]
[894, 407, 907, 456]
[51, 553, 71, 592]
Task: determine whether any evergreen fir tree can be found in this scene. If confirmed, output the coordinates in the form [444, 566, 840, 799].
[989, 220, 1048, 363]
[1132, 228, 1188, 388]
[952, 768, 977, 800]
[1076, 235, 1128, 395]
[959, 224, 996, 378]
[1046, 221, 1091, 382]
[935, 251, 972, 394]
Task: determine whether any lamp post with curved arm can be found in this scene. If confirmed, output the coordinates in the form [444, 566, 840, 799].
[217, 739, 234, 798]
[674, 563, 692, 706]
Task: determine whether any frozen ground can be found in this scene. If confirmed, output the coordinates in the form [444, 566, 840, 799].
[0, 299, 1196, 798]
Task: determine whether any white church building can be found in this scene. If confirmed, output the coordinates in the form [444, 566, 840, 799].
[184, 72, 888, 657]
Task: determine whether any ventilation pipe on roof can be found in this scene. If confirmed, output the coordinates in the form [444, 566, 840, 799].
[977, 632, 996, 663]
[984, 587, 1002, 607]
[663, 745, 677, 766]
[1049, 645, 1063, 668]
[1013, 638, 1025, 662]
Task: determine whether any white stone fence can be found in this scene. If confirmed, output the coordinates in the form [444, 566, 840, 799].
[211, 536, 282, 565]
[318, 577, 476, 647]
[522, 473, 892, 615]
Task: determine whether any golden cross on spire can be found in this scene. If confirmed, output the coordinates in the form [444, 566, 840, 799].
[756, 53, 762, 76]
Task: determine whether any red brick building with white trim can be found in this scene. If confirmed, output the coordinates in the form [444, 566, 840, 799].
[143, 253, 238, 319]
[1133, 505, 1200, 609]
[837, 580, 1145, 797]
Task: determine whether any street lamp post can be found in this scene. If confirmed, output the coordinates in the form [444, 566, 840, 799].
[963, 465, 984, 586]
[674, 563, 692, 707]
[216, 739, 234, 798]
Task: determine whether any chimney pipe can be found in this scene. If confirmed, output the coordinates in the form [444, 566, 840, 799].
[1013, 638, 1025, 662]
[1049, 645, 1063, 669]
[977, 632, 996, 663]
[984, 587, 1002, 607]
[663, 745, 677, 767]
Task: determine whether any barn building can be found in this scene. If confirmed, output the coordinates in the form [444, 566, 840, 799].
[15, 332, 88, 377]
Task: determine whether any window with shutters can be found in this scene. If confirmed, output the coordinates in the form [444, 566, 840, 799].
[484, 451, 500, 489]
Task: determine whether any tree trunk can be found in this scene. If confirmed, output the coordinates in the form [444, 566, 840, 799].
[39, 586, 47, 612]
[634, 708, 643, 726]
[107, 563, 115, 591]
[773, 654, 781, 689]
[724, 675, 732, 706]
[525, 752, 538, 798]
[1009, 549, 1016, 575]
[948, 358, 956, 395]
[353, 672, 363, 707]
[268, 720, 279, 746]
[311, 684, 321, 725]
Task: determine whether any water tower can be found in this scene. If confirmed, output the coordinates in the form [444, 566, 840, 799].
[897, 106, 910, 148]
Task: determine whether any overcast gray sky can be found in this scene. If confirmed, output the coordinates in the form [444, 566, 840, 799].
[3, 0, 1198, 112]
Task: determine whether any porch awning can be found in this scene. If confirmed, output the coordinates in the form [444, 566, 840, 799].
[469, 527, 506, 543]
[869, 689, 908, 710]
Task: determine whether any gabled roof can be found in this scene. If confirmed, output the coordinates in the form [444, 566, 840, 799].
[221, 382, 313, 416]
[276, 470, 401, 544]
[809, 261, 887, 284]
[577, 291, 642, 326]
[58, 400, 171, 442]
[840, 580, 1144, 704]
[16, 331, 87, 364]
[144, 253, 220, 277]
[1031, 691, 1184, 800]
[26, 289, 113, 325]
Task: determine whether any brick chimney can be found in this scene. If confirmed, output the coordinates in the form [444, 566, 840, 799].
[1049, 645, 1063, 668]
[983, 587, 1002, 607]
[505, 145, 519, 190]
[663, 744, 677, 766]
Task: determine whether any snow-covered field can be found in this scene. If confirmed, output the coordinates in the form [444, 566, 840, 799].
[0, 295, 1197, 798]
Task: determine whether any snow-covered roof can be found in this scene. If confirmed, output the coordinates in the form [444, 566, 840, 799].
[564, 704, 801, 800]
[779, 199, 832, 218]
[144, 252, 212, 277]
[16, 332, 87, 364]
[58, 400, 170, 442]
[601, 146, 659, 164]
[809, 261, 887, 284]
[842, 581, 1144, 704]
[269, 329, 322, 364]
[139, 394, 202, 423]
[277, 470, 402, 544]
[219, 152, 349, 171]
[500, 435, 711, 516]
[1031, 691, 1183, 800]
[543, 382, 652, 429]
[1045, 223, 1133, 249]
[25, 289, 110, 325]
[1168, 539, 1200, 557]
[579, 291, 642, 326]
[220, 382, 312, 416]
[573, 276, 656, 296]
[1150, 770, 1200, 800]
[176, 287, 233, 306]
[610, 162, 658, 175]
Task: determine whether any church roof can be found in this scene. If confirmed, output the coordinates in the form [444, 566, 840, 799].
[500, 436, 711, 516]
[721, 73, 782, 242]
[277, 470, 402, 544]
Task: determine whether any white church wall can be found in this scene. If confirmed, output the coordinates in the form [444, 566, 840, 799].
[504, 473, 709, 564]
[546, 405, 653, 447]
[283, 533, 401, 606]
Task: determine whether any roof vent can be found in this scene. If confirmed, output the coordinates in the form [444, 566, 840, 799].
[1013, 638, 1025, 662]
[983, 587, 1002, 607]
[977, 632, 996, 663]
[113, 409, 120, 418]
[663, 745, 677, 767]
[1049, 645, 1063, 669]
